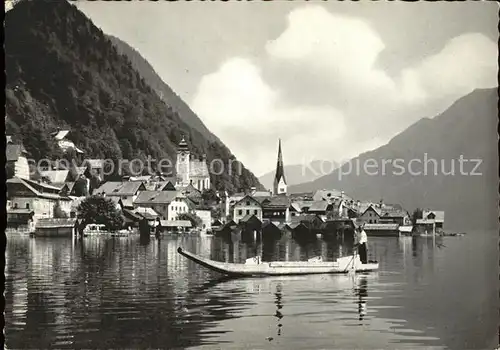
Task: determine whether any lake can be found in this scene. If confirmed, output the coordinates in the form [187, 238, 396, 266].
[4, 232, 498, 349]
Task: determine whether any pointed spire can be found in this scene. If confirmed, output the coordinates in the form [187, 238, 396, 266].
[274, 138, 286, 185]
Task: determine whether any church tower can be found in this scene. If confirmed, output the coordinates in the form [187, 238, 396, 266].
[273, 139, 287, 196]
[176, 137, 190, 185]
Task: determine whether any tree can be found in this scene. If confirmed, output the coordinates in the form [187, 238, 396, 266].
[73, 176, 89, 197]
[411, 208, 423, 225]
[210, 206, 221, 221]
[201, 188, 218, 203]
[53, 200, 67, 218]
[77, 194, 123, 230]
[177, 212, 203, 228]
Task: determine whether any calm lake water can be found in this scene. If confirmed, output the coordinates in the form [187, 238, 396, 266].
[5, 232, 498, 349]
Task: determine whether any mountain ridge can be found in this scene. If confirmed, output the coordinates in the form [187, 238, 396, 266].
[290, 88, 498, 230]
[5, 0, 263, 193]
[107, 35, 220, 144]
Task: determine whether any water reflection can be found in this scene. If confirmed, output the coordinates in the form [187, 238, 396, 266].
[355, 275, 368, 322]
[275, 283, 283, 337]
[5, 233, 497, 350]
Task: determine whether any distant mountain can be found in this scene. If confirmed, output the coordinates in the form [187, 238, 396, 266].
[290, 88, 498, 230]
[4, 0, 263, 193]
[108, 35, 218, 143]
[259, 160, 335, 190]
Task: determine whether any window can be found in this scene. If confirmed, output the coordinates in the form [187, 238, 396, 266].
[254, 210, 258, 215]
[246, 201, 250, 206]
[14, 203, 18, 209]
[26, 203, 30, 209]
[246, 210, 250, 215]
[238, 210, 242, 215]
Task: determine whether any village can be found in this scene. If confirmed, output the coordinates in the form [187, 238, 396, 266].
[5, 130, 445, 239]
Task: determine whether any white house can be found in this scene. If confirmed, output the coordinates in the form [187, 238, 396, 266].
[52, 130, 84, 154]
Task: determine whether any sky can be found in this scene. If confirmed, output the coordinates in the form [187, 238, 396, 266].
[75, 1, 498, 177]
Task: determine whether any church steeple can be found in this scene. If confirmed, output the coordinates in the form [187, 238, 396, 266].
[273, 138, 287, 195]
[177, 136, 189, 153]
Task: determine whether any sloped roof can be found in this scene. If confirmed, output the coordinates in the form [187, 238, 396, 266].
[252, 191, 271, 197]
[361, 204, 382, 216]
[178, 183, 201, 195]
[308, 201, 330, 212]
[123, 208, 142, 221]
[260, 195, 291, 209]
[120, 197, 134, 208]
[234, 195, 263, 208]
[212, 219, 223, 226]
[94, 181, 145, 196]
[239, 214, 262, 224]
[160, 220, 192, 227]
[36, 218, 77, 229]
[289, 202, 302, 212]
[40, 170, 70, 184]
[134, 190, 179, 204]
[7, 177, 64, 200]
[134, 207, 160, 219]
[262, 221, 280, 230]
[363, 223, 399, 230]
[6, 144, 28, 161]
[423, 210, 445, 222]
[53, 130, 70, 140]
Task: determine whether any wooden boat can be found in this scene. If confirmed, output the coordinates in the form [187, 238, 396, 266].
[177, 247, 379, 277]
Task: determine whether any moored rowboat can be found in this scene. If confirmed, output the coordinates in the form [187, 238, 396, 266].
[177, 247, 379, 277]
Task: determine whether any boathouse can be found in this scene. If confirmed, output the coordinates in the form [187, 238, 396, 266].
[158, 220, 192, 233]
[239, 214, 262, 239]
[34, 218, 78, 237]
[262, 221, 282, 240]
[6, 208, 35, 232]
[363, 223, 400, 237]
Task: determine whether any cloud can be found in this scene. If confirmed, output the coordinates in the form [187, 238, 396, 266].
[400, 33, 498, 104]
[191, 57, 346, 175]
[192, 5, 497, 176]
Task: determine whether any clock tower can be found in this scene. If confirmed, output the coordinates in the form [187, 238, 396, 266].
[176, 137, 190, 185]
